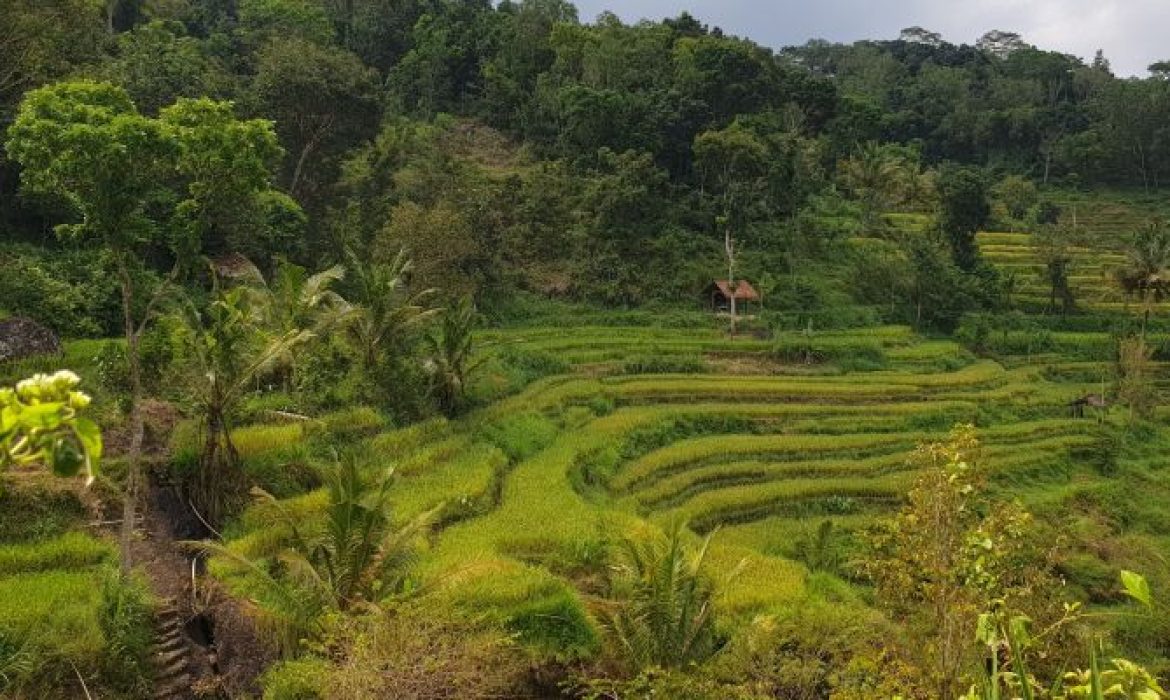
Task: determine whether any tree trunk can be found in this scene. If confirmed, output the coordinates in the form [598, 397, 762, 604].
[289, 140, 316, 199]
[725, 225, 737, 337]
[198, 398, 239, 528]
[117, 259, 145, 578]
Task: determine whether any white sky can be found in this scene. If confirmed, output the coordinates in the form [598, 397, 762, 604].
[571, 0, 1170, 77]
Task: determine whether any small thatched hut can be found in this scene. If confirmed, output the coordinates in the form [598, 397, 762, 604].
[705, 279, 760, 314]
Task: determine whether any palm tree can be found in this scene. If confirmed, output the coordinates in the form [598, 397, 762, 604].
[264, 258, 351, 337]
[194, 453, 437, 652]
[176, 263, 314, 524]
[1036, 225, 1076, 315]
[343, 248, 438, 405]
[259, 258, 353, 389]
[424, 296, 484, 417]
[839, 142, 908, 232]
[1116, 220, 1170, 338]
[602, 523, 732, 671]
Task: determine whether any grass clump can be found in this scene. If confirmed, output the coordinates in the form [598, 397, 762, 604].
[479, 411, 559, 462]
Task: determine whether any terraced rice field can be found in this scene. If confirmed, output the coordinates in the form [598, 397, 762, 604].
[976, 232, 1150, 313]
[218, 323, 1112, 653]
[979, 195, 1170, 314]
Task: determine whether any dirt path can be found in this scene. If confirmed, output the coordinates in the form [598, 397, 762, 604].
[106, 401, 275, 699]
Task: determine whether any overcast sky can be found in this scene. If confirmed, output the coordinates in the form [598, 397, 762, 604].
[570, 0, 1169, 77]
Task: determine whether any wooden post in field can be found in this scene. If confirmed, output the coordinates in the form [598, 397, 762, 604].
[725, 224, 737, 336]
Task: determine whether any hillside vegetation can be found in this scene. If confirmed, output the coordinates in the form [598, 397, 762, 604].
[4, 1, 1170, 698]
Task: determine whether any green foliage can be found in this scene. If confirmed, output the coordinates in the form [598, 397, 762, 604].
[173, 256, 345, 523]
[0, 532, 113, 575]
[343, 248, 437, 418]
[14, 5, 1170, 694]
[603, 523, 725, 672]
[425, 296, 483, 416]
[0, 488, 87, 542]
[202, 453, 436, 652]
[939, 166, 992, 272]
[0, 245, 124, 337]
[261, 658, 330, 699]
[480, 411, 558, 462]
[996, 175, 1040, 222]
[865, 426, 1051, 698]
[0, 570, 105, 690]
[96, 569, 155, 695]
[772, 336, 888, 369]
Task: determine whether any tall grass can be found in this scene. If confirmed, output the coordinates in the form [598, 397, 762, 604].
[0, 533, 114, 575]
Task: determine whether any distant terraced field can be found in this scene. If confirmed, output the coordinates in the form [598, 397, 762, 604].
[212, 321, 1113, 656]
[978, 194, 1170, 314]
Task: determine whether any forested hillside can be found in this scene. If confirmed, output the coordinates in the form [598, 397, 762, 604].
[6, 1, 1170, 698]
[6, 1, 1170, 321]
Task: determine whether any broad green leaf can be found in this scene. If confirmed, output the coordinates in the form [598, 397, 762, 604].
[73, 417, 103, 472]
[1121, 570, 1152, 607]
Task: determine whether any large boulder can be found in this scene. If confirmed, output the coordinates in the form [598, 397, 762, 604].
[0, 317, 62, 363]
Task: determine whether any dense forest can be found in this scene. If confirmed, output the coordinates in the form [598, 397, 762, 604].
[6, 1, 1170, 698]
[6, 0, 1170, 322]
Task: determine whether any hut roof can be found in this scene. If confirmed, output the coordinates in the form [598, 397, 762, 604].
[711, 279, 761, 301]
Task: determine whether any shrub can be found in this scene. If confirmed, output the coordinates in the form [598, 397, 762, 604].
[601, 524, 723, 671]
[575, 668, 734, 700]
[262, 658, 330, 700]
[586, 395, 615, 416]
[712, 601, 891, 699]
[319, 606, 529, 699]
[480, 412, 558, 462]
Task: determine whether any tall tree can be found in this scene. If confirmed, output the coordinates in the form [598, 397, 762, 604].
[6, 81, 175, 575]
[161, 97, 295, 260]
[343, 249, 438, 415]
[1116, 220, 1170, 339]
[694, 122, 769, 333]
[253, 37, 379, 202]
[424, 295, 482, 417]
[937, 166, 990, 272]
[1035, 225, 1076, 315]
[838, 141, 908, 232]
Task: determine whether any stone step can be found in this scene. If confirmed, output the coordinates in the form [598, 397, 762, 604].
[153, 635, 185, 655]
[157, 657, 189, 679]
[153, 673, 192, 699]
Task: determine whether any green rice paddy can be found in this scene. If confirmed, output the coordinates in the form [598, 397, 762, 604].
[217, 310, 1123, 656]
